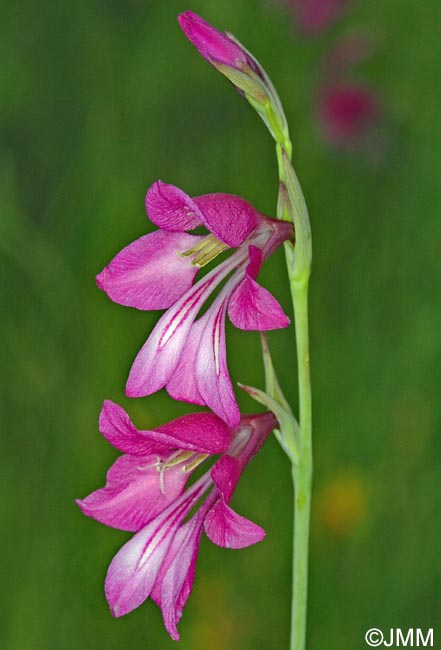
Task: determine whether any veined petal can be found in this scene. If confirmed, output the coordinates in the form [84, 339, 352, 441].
[96, 230, 201, 310]
[151, 496, 214, 640]
[126, 256, 236, 398]
[204, 500, 265, 549]
[193, 193, 261, 247]
[76, 454, 189, 532]
[100, 400, 231, 455]
[105, 475, 210, 617]
[166, 319, 205, 405]
[145, 181, 203, 231]
[194, 295, 240, 427]
[228, 245, 290, 330]
[228, 278, 290, 330]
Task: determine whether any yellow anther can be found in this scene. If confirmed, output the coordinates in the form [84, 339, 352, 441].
[183, 453, 209, 473]
[180, 234, 228, 268]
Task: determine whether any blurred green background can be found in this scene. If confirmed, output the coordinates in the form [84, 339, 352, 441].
[1, 1, 440, 648]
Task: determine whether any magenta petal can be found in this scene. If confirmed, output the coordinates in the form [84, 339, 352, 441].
[210, 454, 243, 504]
[99, 400, 167, 455]
[151, 503, 209, 640]
[100, 400, 231, 455]
[105, 507, 181, 617]
[166, 319, 205, 405]
[155, 411, 232, 454]
[96, 230, 201, 310]
[105, 477, 209, 617]
[145, 181, 203, 231]
[228, 276, 290, 330]
[194, 193, 260, 247]
[178, 11, 247, 67]
[76, 454, 188, 532]
[195, 300, 240, 427]
[245, 244, 263, 279]
[204, 500, 266, 549]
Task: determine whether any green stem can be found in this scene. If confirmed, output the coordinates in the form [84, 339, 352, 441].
[289, 280, 313, 650]
[276, 138, 313, 650]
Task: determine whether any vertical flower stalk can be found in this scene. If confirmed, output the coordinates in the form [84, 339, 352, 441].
[179, 13, 313, 650]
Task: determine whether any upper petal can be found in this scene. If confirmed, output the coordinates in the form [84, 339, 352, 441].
[204, 500, 266, 549]
[145, 181, 203, 231]
[96, 230, 201, 310]
[76, 454, 189, 532]
[100, 400, 232, 455]
[193, 193, 261, 247]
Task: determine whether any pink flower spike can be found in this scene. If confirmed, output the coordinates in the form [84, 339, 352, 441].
[228, 245, 290, 331]
[178, 11, 250, 69]
[96, 230, 201, 310]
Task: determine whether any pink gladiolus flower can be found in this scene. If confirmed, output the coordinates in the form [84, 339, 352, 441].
[76, 400, 232, 531]
[77, 403, 277, 640]
[97, 181, 292, 426]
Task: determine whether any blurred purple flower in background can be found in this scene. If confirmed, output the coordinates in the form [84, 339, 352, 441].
[284, 0, 351, 36]
[279, 0, 384, 155]
[317, 82, 380, 148]
[316, 33, 383, 153]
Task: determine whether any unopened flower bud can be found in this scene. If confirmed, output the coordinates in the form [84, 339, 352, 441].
[178, 11, 290, 146]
